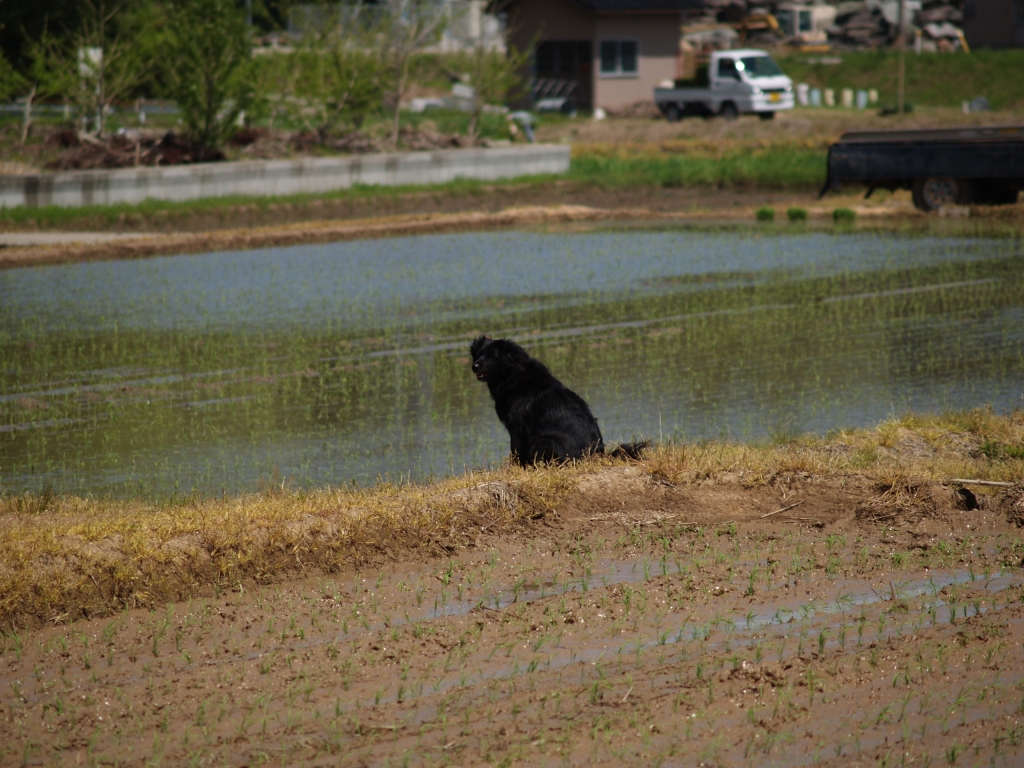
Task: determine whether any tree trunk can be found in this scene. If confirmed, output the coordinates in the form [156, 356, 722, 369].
[390, 46, 412, 149]
[20, 84, 37, 145]
[391, 63, 405, 148]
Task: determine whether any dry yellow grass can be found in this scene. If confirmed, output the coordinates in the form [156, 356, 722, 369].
[572, 137, 834, 161]
[1, 409, 1020, 630]
[647, 408, 1024, 485]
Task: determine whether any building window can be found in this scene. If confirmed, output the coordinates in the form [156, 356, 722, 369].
[536, 41, 592, 77]
[598, 40, 638, 77]
[1016, 0, 1024, 23]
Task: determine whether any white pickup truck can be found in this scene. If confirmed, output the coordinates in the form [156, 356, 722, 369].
[654, 49, 794, 121]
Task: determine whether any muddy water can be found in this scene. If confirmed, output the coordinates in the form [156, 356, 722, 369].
[2, 229, 1023, 496]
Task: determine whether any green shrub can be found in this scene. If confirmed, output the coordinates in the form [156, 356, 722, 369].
[165, 0, 254, 157]
[755, 206, 775, 222]
[787, 207, 808, 222]
[832, 207, 856, 224]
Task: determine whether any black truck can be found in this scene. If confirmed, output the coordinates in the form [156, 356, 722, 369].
[820, 125, 1024, 211]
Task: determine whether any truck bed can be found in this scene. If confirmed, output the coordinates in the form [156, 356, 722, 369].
[822, 125, 1024, 209]
[653, 87, 714, 99]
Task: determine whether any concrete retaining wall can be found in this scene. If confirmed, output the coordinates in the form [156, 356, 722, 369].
[0, 145, 571, 209]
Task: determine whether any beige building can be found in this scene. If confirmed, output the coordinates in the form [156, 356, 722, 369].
[505, 0, 703, 112]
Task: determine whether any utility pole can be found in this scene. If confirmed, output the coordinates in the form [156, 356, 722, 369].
[245, 0, 252, 27]
[897, 0, 906, 116]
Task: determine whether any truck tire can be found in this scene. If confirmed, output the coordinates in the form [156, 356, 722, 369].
[911, 178, 966, 212]
[759, 111, 775, 121]
[664, 104, 681, 123]
[719, 102, 739, 120]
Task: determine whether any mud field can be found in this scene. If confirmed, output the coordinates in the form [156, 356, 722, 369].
[3, 466, 1024, 767]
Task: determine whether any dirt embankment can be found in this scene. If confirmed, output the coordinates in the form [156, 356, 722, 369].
[5, 192, 1023, 270]
[0, 204, 652, 269]
[2, 413, 1023, 766]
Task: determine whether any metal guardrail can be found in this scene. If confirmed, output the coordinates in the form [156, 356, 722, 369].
[0, 102, 181, 116]
[531, 78, 578, 101]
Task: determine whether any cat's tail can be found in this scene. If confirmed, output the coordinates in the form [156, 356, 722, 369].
[608, 440, 650, 461]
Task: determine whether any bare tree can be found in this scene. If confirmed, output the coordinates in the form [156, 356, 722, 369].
[450, 3, 532, 143]
[257, 45, 303, 131]
[305, 4, 390, 140]
[34, 0, 155, 137]
[18, 27, 75, 143]
[379, 0, 450, 147]
[0, 50, 31, 143]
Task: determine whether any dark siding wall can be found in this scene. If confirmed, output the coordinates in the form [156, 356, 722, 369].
[964, 0, 1024, 48]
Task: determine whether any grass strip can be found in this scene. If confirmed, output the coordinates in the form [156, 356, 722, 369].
[0, 175, 563, 229]
[568, 146, 827, 190]
[1, 408, 1020, 630]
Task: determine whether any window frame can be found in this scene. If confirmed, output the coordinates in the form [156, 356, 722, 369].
[597, 39, 641, 78]
[716, 57, 739, 80]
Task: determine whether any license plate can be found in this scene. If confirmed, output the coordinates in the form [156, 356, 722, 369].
[770, 93, 780, 103]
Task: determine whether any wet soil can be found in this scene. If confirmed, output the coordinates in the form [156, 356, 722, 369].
[3, 471, 1023, 766]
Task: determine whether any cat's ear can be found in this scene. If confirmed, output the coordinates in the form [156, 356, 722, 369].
[470, 335, 490, 358]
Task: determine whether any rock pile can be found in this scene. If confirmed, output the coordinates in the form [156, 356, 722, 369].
[827, 0, 967, 51]
[45, 130, 225, 171]
[288, 130, 382, 154]
[396, 126, 467, 150]
[687, 0, 967, 51]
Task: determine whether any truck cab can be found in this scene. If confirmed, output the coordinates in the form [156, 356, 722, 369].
[655, 49, 794, 121]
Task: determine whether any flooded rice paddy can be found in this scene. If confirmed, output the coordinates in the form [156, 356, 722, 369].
[2, 228, 1023, 497]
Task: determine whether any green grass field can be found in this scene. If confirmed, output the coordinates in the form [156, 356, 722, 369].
[778, 49, 1024, 110]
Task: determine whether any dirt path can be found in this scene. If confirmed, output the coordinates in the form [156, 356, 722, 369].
[0, 189, 935, 269]
[3, 469, 1022, 766]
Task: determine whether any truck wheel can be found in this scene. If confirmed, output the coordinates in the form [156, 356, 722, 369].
[911, 178, 964, 212]
[664, 104, 681, 123]
[719, 102, 739, 120]
[759, 111, 775, 121]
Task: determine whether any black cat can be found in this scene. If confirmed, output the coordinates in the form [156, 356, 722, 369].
[470, 335, 647, 466]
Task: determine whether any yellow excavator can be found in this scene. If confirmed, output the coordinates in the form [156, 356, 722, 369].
[733, 11, 782, 44]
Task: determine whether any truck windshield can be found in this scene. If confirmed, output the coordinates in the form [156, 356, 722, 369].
[737, 56, 784, 78]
